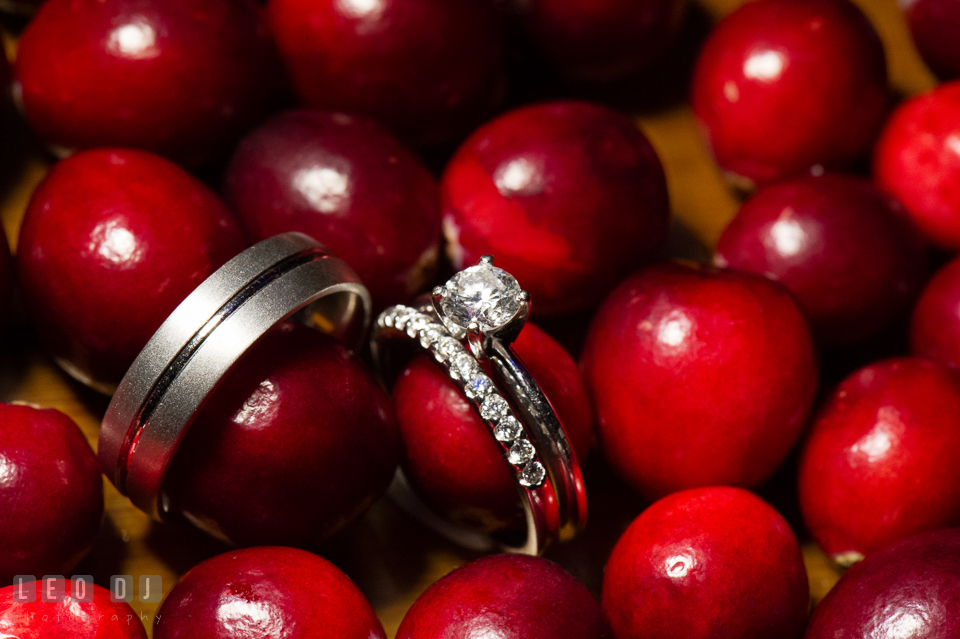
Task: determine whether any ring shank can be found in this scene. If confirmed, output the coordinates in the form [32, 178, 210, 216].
[99, 233, 371, 520]
[488, 339, 587, 542]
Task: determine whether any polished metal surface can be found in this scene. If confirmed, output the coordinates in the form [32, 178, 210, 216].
[99, 232, 371, 520]
[487, 339, 587, 543]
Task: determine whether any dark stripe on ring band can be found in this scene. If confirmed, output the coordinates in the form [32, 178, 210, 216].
[114, 246, 331, 493]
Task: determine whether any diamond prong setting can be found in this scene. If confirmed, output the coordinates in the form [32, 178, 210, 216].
[434, 259, 525, 335]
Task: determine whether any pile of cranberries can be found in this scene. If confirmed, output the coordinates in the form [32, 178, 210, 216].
[1, 0, 959, 636]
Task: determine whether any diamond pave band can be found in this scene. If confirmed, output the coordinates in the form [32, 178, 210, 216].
[379, 304, 547, 489]
[371, 256, 586, 556]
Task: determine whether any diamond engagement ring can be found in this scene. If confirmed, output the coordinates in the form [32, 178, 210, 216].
[371, 256, 587, 555]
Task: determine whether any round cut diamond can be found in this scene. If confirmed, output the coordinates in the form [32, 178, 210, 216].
[466, 374, 492, 398]
[419, 324, 444, 348]
[480, 395, 508, 421]
[435, 336, 461, 361]
[439, 262, 522, 331]
[452, 352, 477, 380]
[392, 309, 415, 331]
[519, 461, 546, 487]
[507, 439, 535, 465]
[406, 315, 430, 338]
[494, 416, 522, 442]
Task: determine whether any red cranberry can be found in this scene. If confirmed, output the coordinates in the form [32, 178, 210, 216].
[0, 579, 147, 639]
[874, 80, 960, 249]
[904, 0, 960, 80]
[267, 0, 505, 145]
[154, 546, 385, 639]
[715, 174, 929, 345]
[691, 0, 887, 188]
[581, 262, 818, 501]
[805, 528, 960, 637]
[396, 554, 610, 639]
[14, 0, 279, 167]
[912, 256, 960, 367]
[603, 487, 808, 639]
[17, 148, 246, 391]
[517, 0, 688, 82]
[224, 110, 441, 310]
[798, 357, 960, 565]
[0, 404, 102, 583]
[392, 322, 592, 533]
[441, 101, 669, 316]
[165, 322, 399, 547]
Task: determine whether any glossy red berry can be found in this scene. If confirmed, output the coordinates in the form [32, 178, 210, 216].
[0, 579, 147, 639]
[396, 554, 610, 639]
[392, 322, 592, 533]
[442, 101, 669, 316]
[691, 0, 887, 187]
[14, 0, 280, 167]
[0, 404, 103, 583]
[603, 487, 809, 639]
[715, 174, 928, 344]
[903, 0, 960, 80]
[911, 256, 960, 367]
[581, 262, 818, 501]
[224, 110, 441, 310]
[17, 148, 246, 391]
[165, 323, 398, 547]
[805, 528, 960, 638]
[267, 0, 506, 145]
[798, 357, 960, 565]
[874, 80, 960, 249]
[154, 547, 385, 639]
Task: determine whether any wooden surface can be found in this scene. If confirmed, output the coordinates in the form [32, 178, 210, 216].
[0, 0, 939, 636]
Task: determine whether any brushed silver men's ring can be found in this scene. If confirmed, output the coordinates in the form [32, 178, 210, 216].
[98, 232, 371, 520]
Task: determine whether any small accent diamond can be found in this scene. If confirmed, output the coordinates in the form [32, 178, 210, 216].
[465, 374, 492, 398]
[494, 416, 522, 442]
[507, 439, 535, 465]
[452, 352, 477, 381]
[419, 324, 444, 348]
[434, 336, 461, 361]
[480, 395, 508, 421]
[519, 461, 546, 488]
[406, 315, 430, 338]
[392, 308, 415, 331]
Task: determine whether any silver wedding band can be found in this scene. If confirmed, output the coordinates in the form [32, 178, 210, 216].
[98, 232, 371, 519]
